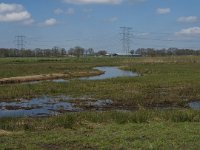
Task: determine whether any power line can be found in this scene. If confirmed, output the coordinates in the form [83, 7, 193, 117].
[15, 35, 26, 50]
[120, 27, 133, 54]
[134, 37, 200, 43]
[132, 30, 173, 35]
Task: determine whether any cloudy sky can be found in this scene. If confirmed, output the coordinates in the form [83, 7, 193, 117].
[0, 0, 200, 52]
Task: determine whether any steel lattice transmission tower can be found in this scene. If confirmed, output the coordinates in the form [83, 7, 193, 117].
[15, 35, 26, 50]
[120, 27, 132, 54]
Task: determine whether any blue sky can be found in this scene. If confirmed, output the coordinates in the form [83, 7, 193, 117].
[0, 0, 200, 52]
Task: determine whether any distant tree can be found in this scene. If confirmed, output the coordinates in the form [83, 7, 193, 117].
[74, 46, 85, 57]
[61, 48, 66, 56]
[86, 48, 94, 56]
[68, 48, 74, 56]
[68, 46, 85, 57]
[136, 48, 147, 56]
[97, 50, 107, 56]
[130, 50, 135, 55]
[52, 46, 61, 56]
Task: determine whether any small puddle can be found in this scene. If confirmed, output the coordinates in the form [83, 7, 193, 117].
[22, 79, 69, 85]
[51, 79, 69, 83]
[188, 101, 200, 110]
[88, 100, 113, 107]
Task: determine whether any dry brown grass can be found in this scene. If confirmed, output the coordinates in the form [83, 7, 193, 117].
[0, 71, 103, 84]
[0, 130, 13, 136]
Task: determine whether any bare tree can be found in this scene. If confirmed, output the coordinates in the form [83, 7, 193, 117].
[97, 50, 107, 56]
[68, 46, 85, 57]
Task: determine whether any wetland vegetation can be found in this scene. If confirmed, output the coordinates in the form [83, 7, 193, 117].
[0, 56, 200, 149]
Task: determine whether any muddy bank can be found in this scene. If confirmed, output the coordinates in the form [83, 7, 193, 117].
[0, 71, 103, 84]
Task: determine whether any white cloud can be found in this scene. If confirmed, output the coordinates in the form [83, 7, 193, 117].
[61, 0, 148, 5]
[176, 27, 200, 36]
[66, 8, 75, 14]
[177, 16, 198, 23]
[157, 8, 171, 14]
[54, 8, 75, 15]
[0, 3, 23, 13]
[0, 3, 32, 23]
[62, 0, 123, 4]
[0, 11, 31, 22]
[40, 18, 58, 26]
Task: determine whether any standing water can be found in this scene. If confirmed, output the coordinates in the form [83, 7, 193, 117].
[0, 67, 139, 118]
[188, 101, 200, 110]
[80, 67, 138, 80]
[21, 66, 138, 84]
[0, 96, 81, 118]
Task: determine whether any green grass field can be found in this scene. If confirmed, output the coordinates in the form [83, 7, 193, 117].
[0, 110, 200, 149]
[0, 56, 200, 149]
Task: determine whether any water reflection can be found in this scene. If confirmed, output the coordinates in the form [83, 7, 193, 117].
[52, 79, 69, 83]
[188, 101, 200, 110]
[0, 96, 81, 118]
[21, 67, 138, 84]
[0, 96, 115, 118]
[0, 96, 199, 118]
[80, 67, 138, 80]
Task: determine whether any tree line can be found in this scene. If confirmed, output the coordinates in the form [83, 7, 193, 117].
[0, 46, 200, 57]
[0, 46, 107, 57]
[135, 48, 200, 57]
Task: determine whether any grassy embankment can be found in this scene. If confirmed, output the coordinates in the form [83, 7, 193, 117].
[0, 56, 200, 149]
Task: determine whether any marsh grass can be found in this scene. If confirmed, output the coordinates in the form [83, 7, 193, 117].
[161, 109, 200, 122]
[1, 56, 200, 107]
[0, 57, 124, 78]
[1, 56, 200, 149]
[0, 110, 199, 132]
